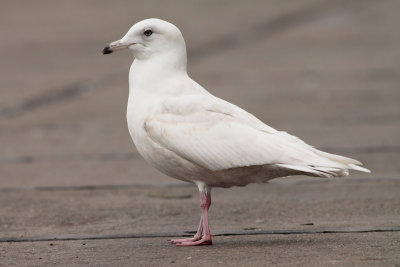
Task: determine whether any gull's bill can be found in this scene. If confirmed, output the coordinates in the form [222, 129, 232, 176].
[102, 40, 134, 54]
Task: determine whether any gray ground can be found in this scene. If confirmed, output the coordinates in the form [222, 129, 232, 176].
[0, 0, 399, 266]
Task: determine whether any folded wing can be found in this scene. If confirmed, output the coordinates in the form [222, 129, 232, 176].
[144, 96, 369, 176]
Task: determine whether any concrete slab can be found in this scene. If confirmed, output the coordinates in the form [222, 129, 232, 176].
[1, 233, 400, 266]
[0, 181, 399, 239]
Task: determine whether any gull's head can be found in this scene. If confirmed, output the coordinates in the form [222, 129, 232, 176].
[102, 18, 186, 63]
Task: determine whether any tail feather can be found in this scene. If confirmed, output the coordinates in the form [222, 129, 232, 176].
[277, 158, 370, 178]
[348, 164, 371, 173]
[276, 164, 347, 178]
[311, 148, 370, 174]
[276, 131, 371, 177]
[312, 149, 362, 166]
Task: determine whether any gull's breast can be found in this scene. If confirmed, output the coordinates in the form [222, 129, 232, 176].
[126, 96, 203, 182]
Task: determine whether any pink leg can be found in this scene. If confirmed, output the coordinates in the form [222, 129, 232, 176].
[175, 190, 212, 246]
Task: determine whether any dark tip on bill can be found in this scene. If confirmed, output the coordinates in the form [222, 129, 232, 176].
[102, 46, 113, 55]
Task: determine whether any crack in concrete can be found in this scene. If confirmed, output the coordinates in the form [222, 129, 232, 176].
[0, 71, 124, 120]
[0, 145, 398, 164]
[0, 152, 135, 164]
[0, 82, 93, 119]
[0, 0, 373, 120]
[0, 183, 192, 192]
[1, 226, 398, 243]
[0, 177, 398, 193]
[188, 0, 372, 61]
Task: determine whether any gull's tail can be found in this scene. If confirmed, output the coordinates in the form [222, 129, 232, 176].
[276, 149, 370, 178]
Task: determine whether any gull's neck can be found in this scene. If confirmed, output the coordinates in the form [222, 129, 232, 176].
[129, 51, 188, 96]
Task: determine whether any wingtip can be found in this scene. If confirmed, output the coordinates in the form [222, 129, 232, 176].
[349, 164, 371, 173]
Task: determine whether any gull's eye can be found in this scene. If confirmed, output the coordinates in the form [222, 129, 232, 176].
[143, 29, 153, 37]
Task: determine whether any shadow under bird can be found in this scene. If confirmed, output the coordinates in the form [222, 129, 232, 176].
[102, 18, 370, 246]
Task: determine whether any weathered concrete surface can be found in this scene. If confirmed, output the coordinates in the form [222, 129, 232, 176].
[1, 180, 399, 266]
[1, 232, 400, 266]
[0, 0, 399, 266]
[0, 181, 399, 238]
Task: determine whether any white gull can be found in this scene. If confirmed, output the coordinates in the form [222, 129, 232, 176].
[102, 18, 370, 246]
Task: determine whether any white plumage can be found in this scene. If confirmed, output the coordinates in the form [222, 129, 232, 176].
[103, 18, 370, 246]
